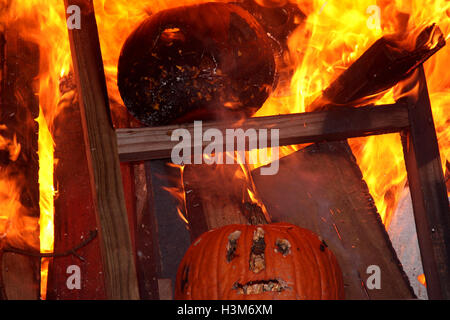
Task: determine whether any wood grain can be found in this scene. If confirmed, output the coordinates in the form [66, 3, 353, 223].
[401, 66, 450, 299]
[183, 164, 268, 241]
[117, 103, 409, 162]
[252, 141, 416, 299]
[47, 74, 107, 300]
[64, 0, 139, 299]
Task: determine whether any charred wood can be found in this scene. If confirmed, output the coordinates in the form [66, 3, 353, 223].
[118, 2, 276, 126]
[251, 141, 416, 299]
[309, 24, 446, 111]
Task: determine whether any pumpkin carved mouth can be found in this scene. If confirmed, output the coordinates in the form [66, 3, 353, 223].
[232, 279, 289, 295]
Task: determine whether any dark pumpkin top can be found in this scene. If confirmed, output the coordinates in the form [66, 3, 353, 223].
[118, 2, 276, 126]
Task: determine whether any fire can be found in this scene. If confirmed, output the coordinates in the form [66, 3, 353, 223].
[0, 175, 39, 251]
[93, 0, 449, 229]
[0, 129, 21, 162]
[36, 108, 56, 300]
[1, 0, 70, 299]
[163, 163, 189, 226]
[0, 128, 39, 256]
[0, 0, 448, 300]
[418, 273, 427, 287]
[252, 0, 450, 227]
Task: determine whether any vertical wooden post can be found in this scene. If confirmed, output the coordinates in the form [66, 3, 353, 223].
[47, 73, 107, 300]
[133, 163, 160, 299]
[401, 66, 450, 299]
[63, 0, 139, 299]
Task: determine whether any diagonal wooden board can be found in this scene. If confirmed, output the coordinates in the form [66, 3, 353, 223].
[252, 141, 416, 299]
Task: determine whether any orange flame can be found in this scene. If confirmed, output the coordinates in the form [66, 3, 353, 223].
[36, 108, 56, 300]
[253, 0, 450, 226]
[1, 0, 70, 299]
[92, 0, 449, 228]
[418, 273, 427, 287]
[1, 0, 448, 301]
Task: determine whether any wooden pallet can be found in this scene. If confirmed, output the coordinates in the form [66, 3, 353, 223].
[62, 0, 449, 300]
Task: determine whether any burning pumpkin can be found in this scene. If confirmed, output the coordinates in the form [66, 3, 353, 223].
[175, 222, 345, 300]
[117, 2, 276, 126]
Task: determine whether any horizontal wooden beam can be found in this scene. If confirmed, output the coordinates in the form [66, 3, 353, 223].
[117, 103, 410, 162]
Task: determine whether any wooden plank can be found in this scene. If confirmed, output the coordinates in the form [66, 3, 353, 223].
[144, 160, 191, 299]
[184, 164, 250, 239]
[46, 74, 107, 300]
[133, 162, 160, 300]
[183, 164, 268, 241]
[117, 103, 409, 162]
[0, 251, 5, 300]
[2, 253, 39, 300]
[309, 24, 446, 111]
[401, 66, 450, 300]
[63, 0, 139, 299]
[252, 142, 416, 299]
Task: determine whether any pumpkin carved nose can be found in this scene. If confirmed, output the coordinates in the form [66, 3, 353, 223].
[175, 223, 345, 300]
[250, 227, 266, 273]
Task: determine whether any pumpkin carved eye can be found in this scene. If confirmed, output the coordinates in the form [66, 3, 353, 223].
[275, 238, 291, 256]
[226, 230, 242, 262]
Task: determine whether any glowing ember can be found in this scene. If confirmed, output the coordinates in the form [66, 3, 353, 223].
[418, 273, 427, 287]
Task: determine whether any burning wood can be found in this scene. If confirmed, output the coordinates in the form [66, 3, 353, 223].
[183, 163, 268, 241]
[309, 24, 446, 110]
[0, 27, 40, 300]
[251, 141, 416, 299]
[233, 0, 305, 59]
[46, 72, 107, 300]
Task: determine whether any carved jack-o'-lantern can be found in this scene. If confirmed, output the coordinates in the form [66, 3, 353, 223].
[175, 222, 345, 300]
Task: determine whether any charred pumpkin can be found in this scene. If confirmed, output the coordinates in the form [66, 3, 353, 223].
[117, 2, 276, 126]
[175, 222, 345, 300]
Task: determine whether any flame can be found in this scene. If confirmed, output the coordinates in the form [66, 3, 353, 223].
[1, 0, 70, 299]
[92, 0, 449, 228]
[253, 0, 450, 226]
[417, 273, 427, 287]
[0, 0, 448, 300]
[0, 129, 39, 257]
[0, 130, 21, 162]
[0, 176, 39, 251]
[36, 108, 56, 300]
[163, 163, 190, 226]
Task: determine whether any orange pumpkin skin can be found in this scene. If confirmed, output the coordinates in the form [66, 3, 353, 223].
[175, 222, 345, 300]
